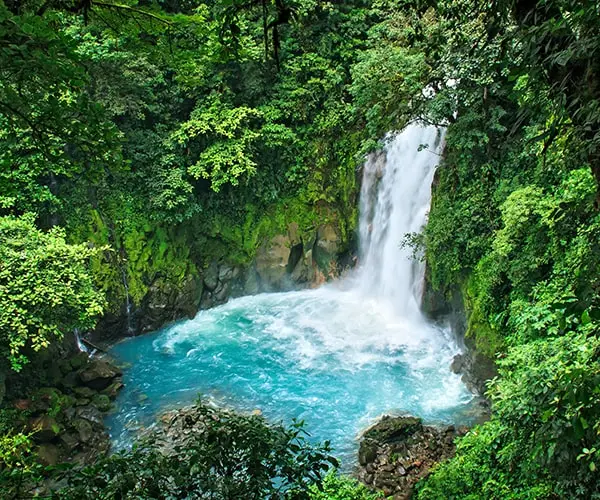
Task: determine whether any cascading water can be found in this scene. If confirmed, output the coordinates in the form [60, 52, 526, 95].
[357, 125, 444, 315]
[106, 124, 473, 464]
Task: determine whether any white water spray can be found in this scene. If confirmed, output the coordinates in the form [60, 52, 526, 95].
[355, 124, 444, 315]
[74, 329, 89, 353]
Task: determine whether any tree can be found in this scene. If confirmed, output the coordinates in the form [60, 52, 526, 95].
[0, 215, 105, 371]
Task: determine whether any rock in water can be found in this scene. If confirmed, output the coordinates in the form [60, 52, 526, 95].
[357, 415, 468, 499]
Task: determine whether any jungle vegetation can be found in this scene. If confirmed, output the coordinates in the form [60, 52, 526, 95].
[1, 0, 600, 498]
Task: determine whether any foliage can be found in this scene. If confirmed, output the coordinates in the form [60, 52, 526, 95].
[413, 0, 600, 497]
[54, 403, 338, 499]
[0, 3, 123, 215]
[3, 0, 600, 497]
[0, 215, 105, 371]
[308, 471, 383, 500]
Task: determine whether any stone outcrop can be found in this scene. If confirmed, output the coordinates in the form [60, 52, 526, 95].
[78, 359, 122, 390]
[138, 274, 203, 333]
[356, 415, 468, 499]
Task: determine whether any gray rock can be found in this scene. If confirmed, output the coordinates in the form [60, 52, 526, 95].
[255, 234, 291, 289]
[218, 264, 238, 282]
[59, 432, 81, 452]
[358, 441, 378, 465]
[313, 224, 341, 272]
[79, 359, 122, 390]
[72, 418, 94, 443]
[100, 379, 124, 400]
[213, 281, 231, 302]
[37, 443, 60, 466]
[76, 405, 103, 425]
[92, 394, 112, 412]
[203, 261, 219, 291]
[243, 267, 260, 295]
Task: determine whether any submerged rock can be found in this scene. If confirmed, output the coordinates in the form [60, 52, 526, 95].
[101, 379, 124, 400]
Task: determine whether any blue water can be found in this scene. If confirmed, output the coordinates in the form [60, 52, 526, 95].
[106, 285, 474, 466]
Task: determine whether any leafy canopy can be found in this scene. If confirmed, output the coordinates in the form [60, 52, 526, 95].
[0, 215, 105, 371]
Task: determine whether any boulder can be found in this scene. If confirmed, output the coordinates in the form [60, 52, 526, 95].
[37, 443, 60, 466]
[450, 353, 465, 374]
[290, 250, 315, 284]
[76, 405, 103, 425]
[358, 441, 378, 465]
[78, 359, 122, 390]
[72, 418, 94, 443]
[100, 379, 124, 400]
[59, 432, 81, 452]
[203, 261, 220, 291]
[92, 394, 112, 412]
[29, 415, 60, 443]
[362, 416, 423, 444]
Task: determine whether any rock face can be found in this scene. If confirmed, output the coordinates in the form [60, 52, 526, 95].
[94, 220, 354, 340]
[255, 234, 293, 289]
[356, 415, 468, 499]
[138, 275, 203, 333]
[450, 340, 498, 396]
[421, 281, 497, 397]
[313, 224, 341, 273]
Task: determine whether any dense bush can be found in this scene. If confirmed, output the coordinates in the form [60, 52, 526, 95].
[0, 215, 104, 371]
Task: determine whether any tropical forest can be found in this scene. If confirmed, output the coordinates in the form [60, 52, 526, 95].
[1, 0, 599, 498]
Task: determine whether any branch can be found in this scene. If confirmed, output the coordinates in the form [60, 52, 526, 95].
[92, 1, 173, 25]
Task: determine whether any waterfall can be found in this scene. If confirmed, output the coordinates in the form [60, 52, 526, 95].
[107, 122, 472, 462]
[355, 124, 444, 317]
[120, 265, 135, 336]
[74, 329, 97, 357]
[74, 329, 89, 353]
